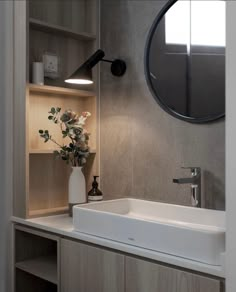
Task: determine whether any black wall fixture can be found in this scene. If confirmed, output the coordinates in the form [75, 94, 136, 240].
[144, 0, 225, 123]
[65, 49, 126, 85]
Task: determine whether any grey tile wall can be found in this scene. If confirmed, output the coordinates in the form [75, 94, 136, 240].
[100, 0, 225, 210]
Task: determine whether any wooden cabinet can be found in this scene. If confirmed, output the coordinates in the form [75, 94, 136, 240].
[14, 225, 224, 292]
[125, 256, 222, 292]
[13, 0, 100, 219]
[60, 238, 125, 292]
[60, 238, 223, 292]
[14, 226, 59, 291]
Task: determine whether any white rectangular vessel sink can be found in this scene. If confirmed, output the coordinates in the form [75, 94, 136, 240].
[73, 199, 225, 266]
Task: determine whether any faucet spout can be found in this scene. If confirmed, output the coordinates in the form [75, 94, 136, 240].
[173, 177, 195, 184]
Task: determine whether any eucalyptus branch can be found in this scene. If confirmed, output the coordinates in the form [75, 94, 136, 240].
[49, 137, 64, 149]
[39, 108, 91, 167]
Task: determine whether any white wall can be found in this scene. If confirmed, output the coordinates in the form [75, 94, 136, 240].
[226, 1, 236, 292]
[0, 1, 14, 291]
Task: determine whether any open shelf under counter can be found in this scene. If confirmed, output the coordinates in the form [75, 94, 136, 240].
[28, 83, 95, 98]
[15, 255, 58, 285]
[29, 18, 96, 41]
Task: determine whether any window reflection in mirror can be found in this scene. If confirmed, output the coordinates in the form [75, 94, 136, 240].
[148, 0, 225, 122]
[165, 1, 225, 47]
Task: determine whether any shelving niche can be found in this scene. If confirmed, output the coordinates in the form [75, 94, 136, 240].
[27, 84, 97, 218]
[13, 0, 100, 218]
[28, 0, 98, 90]
[15, 226, 59, 291]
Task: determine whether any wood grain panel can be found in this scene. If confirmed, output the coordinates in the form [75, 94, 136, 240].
[15, 255, 57, 285]
[15, 269, 57, 292]
[13, 0, 100, 218]
[29, 152, 96, 214]
[29, 154, 70, 212]
[125, 256, 221, 292]
[29, 83, 95, 97]
[28, 91, 97, 151]
[29, 0, 86, 33]
[15, 226, 58, 263]
[29, 18, 96, 41]
[27, 89, 97, 215]
[29, 28, 96, 89]
[29, 0, 97, 35]
[61, 239, 125, 292]
[28, 92, 88, 150]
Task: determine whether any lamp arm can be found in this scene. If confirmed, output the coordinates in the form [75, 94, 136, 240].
[84, 49, 105, 69]
[101, 59, 113, 63]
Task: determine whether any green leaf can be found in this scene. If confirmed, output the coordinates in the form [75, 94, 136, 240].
[50, 107, 56, 114]
[39, 130, 44, 134]
[62, 146, 67, 151]
[56, 107, 61, 112]
[48, 115, 53, 120]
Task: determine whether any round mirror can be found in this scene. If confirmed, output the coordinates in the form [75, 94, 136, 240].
[145, 0, 225, 123]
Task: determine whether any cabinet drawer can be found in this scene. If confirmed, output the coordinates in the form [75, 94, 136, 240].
[125, 256, 222, 292]
[60, 238, 125, 292]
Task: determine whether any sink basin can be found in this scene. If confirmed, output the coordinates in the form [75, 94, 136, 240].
[73, 198, 225, 266]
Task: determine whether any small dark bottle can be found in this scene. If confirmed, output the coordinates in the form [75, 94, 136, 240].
[88, 176, 103, 202]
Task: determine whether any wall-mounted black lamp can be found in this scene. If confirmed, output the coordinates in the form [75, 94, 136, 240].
[65, 49, 127, 85]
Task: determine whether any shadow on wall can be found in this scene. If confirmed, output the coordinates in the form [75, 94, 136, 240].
[204, 170, 225, 210]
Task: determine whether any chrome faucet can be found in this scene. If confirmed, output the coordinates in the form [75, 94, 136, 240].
[173, 167, 201, 208]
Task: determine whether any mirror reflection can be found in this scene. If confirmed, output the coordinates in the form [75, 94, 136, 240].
[147, 0, 225, 122]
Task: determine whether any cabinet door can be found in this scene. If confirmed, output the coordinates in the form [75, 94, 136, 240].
[126, 256, 222, 292]
[61, 238, 125, 292]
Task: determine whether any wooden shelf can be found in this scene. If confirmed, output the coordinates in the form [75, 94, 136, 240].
[29, 18, 96, 41]
[15, 255, 57, 285]
[29, 149, 59, 154]
[29, 148, 96, 154]
[29, 206, 69, 217]
[28, 83, 95, 97]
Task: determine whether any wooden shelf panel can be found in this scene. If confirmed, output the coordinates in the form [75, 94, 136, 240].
[29, 206, 69, 217]
[29, 18, 96, 41]
[29, 149, 96, 154]
[29, 149, 59, 154]
[15, 255, 58, 285]
[28, 83, 95, 97]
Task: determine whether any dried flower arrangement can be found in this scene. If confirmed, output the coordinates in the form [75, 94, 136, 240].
[39, 107, 91, 167]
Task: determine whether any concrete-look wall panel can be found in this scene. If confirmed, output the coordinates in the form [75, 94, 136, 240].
[100, 0, 225, 210]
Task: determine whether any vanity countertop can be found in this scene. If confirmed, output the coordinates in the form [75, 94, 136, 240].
[12, 215, 225, 278]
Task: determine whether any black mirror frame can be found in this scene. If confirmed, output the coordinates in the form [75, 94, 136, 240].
[144, 0, 225, 124]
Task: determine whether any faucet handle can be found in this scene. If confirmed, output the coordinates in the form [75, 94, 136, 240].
[181, 167, 201, 175]
[181, 166, 200, 171]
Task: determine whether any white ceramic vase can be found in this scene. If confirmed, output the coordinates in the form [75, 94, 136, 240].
[68, 166, 86, 216]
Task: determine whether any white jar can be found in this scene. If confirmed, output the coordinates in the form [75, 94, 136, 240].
[32, 62, 44, 85]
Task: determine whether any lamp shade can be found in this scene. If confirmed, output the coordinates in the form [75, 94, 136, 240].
[65, 50, 105, 85]
[65, 64, 93, 85]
